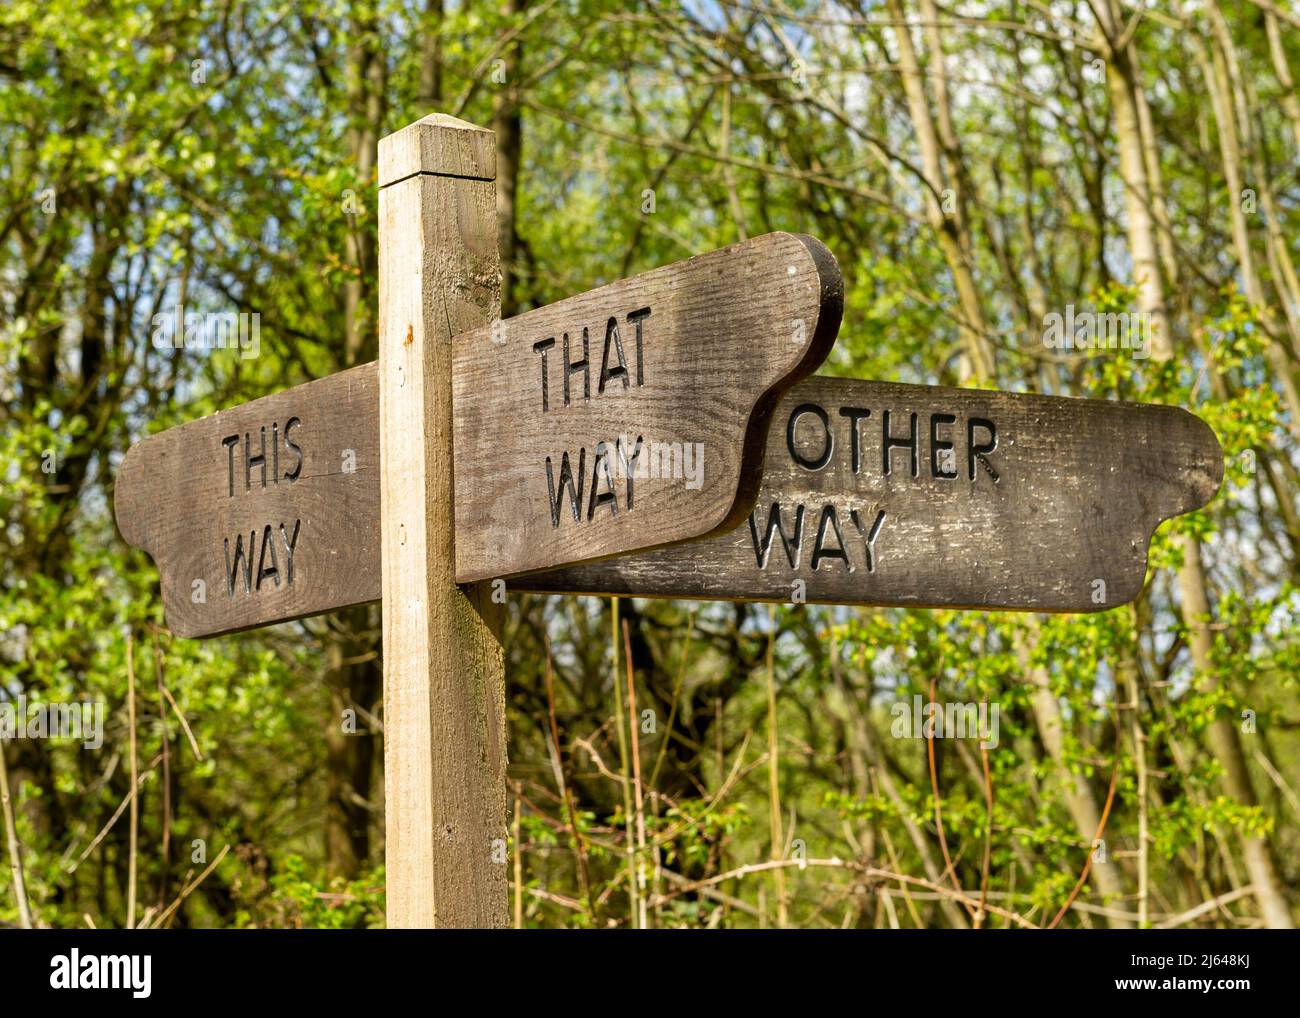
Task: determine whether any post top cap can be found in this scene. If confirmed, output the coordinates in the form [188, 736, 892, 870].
[378, 113, 496, 187]
[407, 112, 490, 132]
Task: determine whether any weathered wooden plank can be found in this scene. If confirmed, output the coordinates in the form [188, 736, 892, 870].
[450, 230, 843, 582]
[115, 370, 1224, 633]
[517, 378, 1224, 611]
[117, 231, 841, 636]
[113, 365, 380, 639]
[377, 112, 508, 929]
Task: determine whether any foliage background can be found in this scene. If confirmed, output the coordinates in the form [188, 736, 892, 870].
[2, 0, 1298, 928]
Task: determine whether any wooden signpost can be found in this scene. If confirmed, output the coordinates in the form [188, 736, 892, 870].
[118, 369, 1224, 629]
[452, 230, 841, 580]
[114, 112, 1225, 928]
[521, 377, 1224, 610]
[115, 238, 838, 637]
[375, 115, 506, 928]
[115, 366, 381, 638]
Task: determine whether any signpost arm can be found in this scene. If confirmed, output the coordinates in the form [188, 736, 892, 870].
[378, 113, 508, 928]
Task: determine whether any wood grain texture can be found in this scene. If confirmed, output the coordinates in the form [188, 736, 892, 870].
[114, 365, 380, 639]
[378, 115, 507, 928]
[517, 377, 1224, 611]
[451, 230, 843, 582]
[377, 112, 496, 187]
[116, 371, 1225, 628]
[113, 228, 842, 633]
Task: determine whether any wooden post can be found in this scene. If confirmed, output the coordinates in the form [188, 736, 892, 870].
[377, 113, 508, 928]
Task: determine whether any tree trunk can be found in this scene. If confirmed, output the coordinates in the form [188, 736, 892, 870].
[325, 610, 381, 880]
[418, 0, 444, 107]
[1016, 628, 1132, 927]
[1264, 7, 1300, 153]
[1197, 4, 1300, 433]
[1098, 0, 1294, 927]
[885, 0, 994, 382]
[494, 0, 527, 316]
[324, 0, 388, 880]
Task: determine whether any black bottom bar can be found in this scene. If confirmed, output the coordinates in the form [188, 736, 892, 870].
[2, 927, 1292, 1007]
